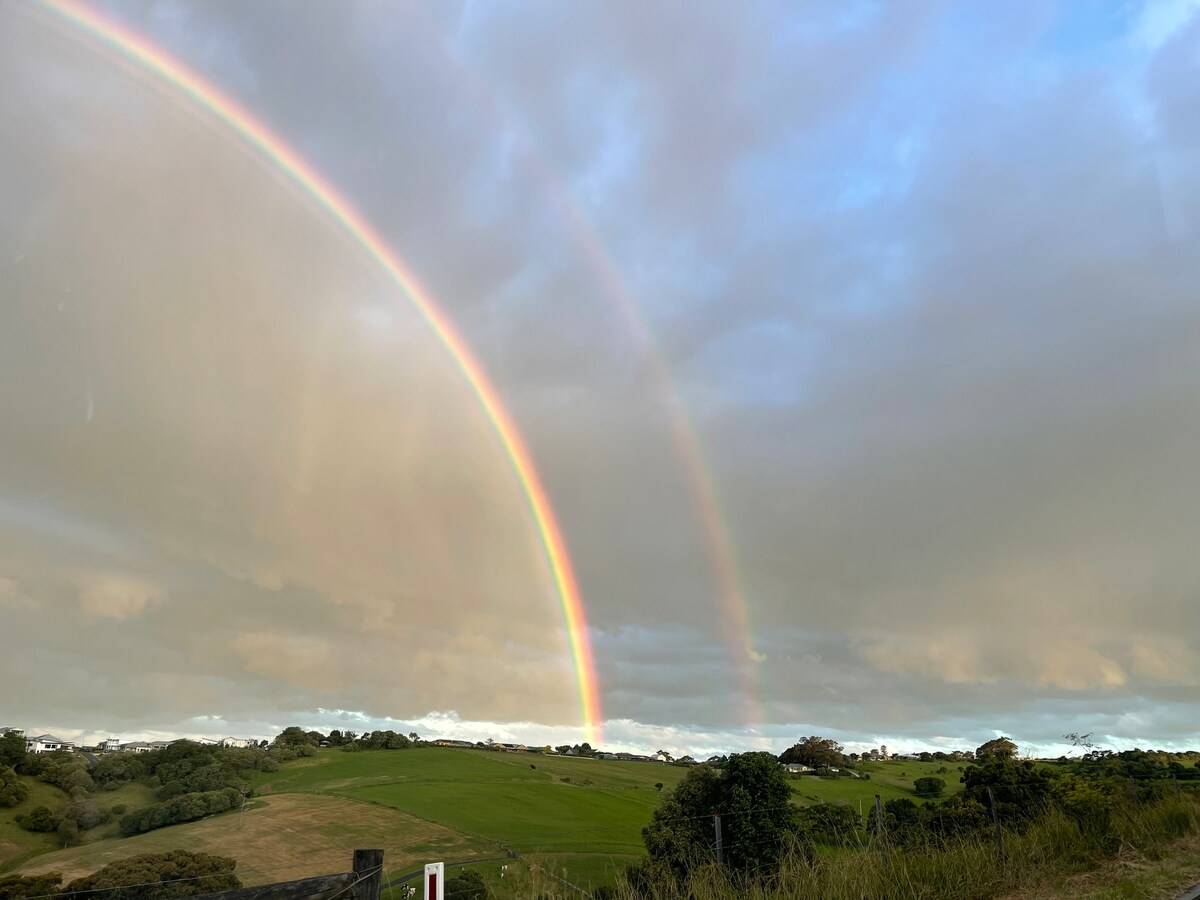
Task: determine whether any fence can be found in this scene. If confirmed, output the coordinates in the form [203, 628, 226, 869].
[190, 850, 383, 900]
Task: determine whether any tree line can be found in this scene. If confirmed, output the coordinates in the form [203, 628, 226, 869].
[619, 735, 1200, 895]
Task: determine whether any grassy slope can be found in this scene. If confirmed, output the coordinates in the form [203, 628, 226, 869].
[16, 793, 496, 887]
[788, 760, 967, 810]
[8, 750, 978, 894]
[253, 751, 975, 889]
[253, 748, 690, 890]
[0, 775, 68, 872]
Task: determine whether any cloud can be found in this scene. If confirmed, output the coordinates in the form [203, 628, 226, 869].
[1, 0, 1199, 751]
[78, 575, 165, 620]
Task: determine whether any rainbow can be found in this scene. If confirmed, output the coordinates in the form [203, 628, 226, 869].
[424, 46, 767, 736]
[30, 0, 602, 743]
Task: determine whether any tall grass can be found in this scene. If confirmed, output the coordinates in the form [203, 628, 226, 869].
[603, 793, 1200, 899]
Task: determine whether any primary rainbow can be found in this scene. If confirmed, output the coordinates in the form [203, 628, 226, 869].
[32, 0, 602, 743]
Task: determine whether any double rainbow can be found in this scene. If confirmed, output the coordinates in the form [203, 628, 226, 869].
[31, 0, 602, 743]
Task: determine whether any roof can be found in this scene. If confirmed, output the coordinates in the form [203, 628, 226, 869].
[31, 734, 72, 744]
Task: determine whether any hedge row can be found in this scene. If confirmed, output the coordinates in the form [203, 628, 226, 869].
[118, 787, 242, 836]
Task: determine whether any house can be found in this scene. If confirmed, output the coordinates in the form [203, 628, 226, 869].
[100, 738, 122, 753]
[196, 737, 220, 746]
[221, 737, 254, 749]
[121, 742, 155, 753]
[1, 727, 25, 738]
[25, 734, 76, 753]
[650, 752, 671, 763]
[784, 763, 813, 774]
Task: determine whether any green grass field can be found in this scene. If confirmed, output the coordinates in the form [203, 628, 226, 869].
[8, 749, 971, 894]
[0, 775, 68, 872]
[252, 748, 691, 890]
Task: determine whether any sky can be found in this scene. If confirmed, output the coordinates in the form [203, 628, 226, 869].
[2, 0, 1199, 759]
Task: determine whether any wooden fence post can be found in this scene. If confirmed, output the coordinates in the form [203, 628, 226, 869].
[986, 787, 1005, 863]
[353, 849, 384, 900]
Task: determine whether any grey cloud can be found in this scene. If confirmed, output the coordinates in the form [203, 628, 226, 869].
[3, 0, 1200, 750]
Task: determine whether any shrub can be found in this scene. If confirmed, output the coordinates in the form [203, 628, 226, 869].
[16, 806, 59, 833]
[441, 869, 484, 900]
[65, 850, 240, 900]
[0, 765, 28, 807]
[119, 788, 242, 836]
[0, 872, 64, 900]
[915, 776, 946, 798]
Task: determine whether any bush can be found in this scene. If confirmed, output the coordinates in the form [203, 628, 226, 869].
[56, 818, 79, 848]
[0, 872, 64, 900]
[0, 765, 28, 807]
[120, 788, 242, 836]
[65, 850, 240, 900]
[64, 796, 110, 830]
[16, 806, 59, 833]
[442, 869, 485, 900]
[915, 776, 946, 798]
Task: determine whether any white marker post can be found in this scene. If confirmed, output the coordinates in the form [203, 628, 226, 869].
[423, 862, 444, 900]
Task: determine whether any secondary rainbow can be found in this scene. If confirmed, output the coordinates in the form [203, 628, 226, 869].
[32, 0, 603, 743]
[426, 46, 767, 737]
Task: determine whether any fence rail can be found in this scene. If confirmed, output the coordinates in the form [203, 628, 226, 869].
[191, 850, 383, 900]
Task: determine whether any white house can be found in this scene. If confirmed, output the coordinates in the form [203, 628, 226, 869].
[784, 763, 813, 774]
[1, 727, 24, 738]
[221, 737, 254, 749]
[121, 741, 154, 753]
[100, 738, 122, 752]
[25, 734, 75, 753]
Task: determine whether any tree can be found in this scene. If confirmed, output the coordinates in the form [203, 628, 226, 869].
[643, 751, 797, 882]
[272, 727, 316, 750]
[56, 818, 79, 848]
[64, 851, 240, 900]
[913, 776, 945, 798]
[975, 737, 1018, 761]
[1064, 732, 1096, 754]
[779, 736, 845, 769]
[0, 765, 28, 807]
[655, 782, 664, 792]
[960, 758, 1050, 828]
[555, 745, 571, 755]
[0, 732, 27, 770]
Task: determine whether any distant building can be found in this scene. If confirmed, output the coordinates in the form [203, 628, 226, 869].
[1, 727, 25, 738]
[121, 742, 155, 753]
[221, 737, 254, 749]
[784, 763, 813, 774]
[100, 738, 122, 753]
[25, 734, 75, 753]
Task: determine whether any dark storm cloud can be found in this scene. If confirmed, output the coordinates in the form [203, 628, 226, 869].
[3, 0, 1200, 751]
